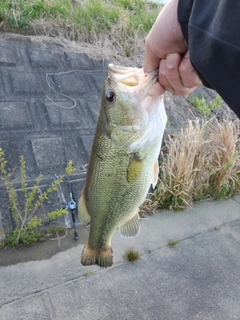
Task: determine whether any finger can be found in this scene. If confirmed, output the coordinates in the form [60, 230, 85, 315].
[147, 81, 166, 96]
[159, 57, 177, 92]
[165, 53, 192, 95]
[143, 33, 161, 73]
[159, 56, 186, 95]
[179, 51, 202, 88]
[159, 59, 173, 91]
[162, 53, 197, 95]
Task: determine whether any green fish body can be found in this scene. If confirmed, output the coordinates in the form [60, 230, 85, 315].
[78, 64, 166, 267]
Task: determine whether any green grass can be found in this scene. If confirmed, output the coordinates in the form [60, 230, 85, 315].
[84, 270, 95, 276]
[0, 0, 162, 58]
[168, 240, 180, 247]
[124, 248, 140, 262]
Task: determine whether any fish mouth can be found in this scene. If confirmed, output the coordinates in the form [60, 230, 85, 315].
[108, 64, 158, 91]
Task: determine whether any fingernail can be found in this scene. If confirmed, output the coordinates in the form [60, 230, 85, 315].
[166, 53, 177, 68]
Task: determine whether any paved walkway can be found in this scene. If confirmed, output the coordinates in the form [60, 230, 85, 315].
[1, 196, 240, 319]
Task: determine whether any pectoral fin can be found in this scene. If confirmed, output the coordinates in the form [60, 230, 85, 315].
[78, 187, 91, 223]
[127, 152, 144, 182]
[119, 211, 140, 238]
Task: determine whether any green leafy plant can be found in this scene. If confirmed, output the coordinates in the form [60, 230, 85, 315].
[208, 95, 223, 109]
[0, 147, 75, 246]
[0, 225, 66, 248]
[187, 95, 223, 116]
[9, 14, 29, 29]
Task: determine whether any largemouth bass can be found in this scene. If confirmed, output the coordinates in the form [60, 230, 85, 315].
[78, 64, 167, 267]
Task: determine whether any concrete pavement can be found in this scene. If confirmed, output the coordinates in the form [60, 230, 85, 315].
[1, 196, 240, 319]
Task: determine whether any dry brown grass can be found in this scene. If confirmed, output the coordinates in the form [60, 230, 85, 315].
[152, 116, 240, 210]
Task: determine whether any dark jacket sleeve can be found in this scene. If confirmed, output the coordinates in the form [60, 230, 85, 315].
[178, 0, 240, 117]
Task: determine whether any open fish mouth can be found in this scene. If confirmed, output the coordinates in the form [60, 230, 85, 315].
[108, 63, 158, 91]
[105, 64, 165, 154]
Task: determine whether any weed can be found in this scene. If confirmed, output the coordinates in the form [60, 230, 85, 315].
[1, 225, 66, 248]
[84, 270, 95, 276]
[0, 147, 75, 246]
[168, 240, 180, 247]
[187, 95, 222, 116]
[139, 197, 158, 217]
[166, 116, 171, 128]
[209, 95, 223, 109]
[9, 14, 29, 29]
[152, 117, 240, 210]
[124, 248, 140, 262]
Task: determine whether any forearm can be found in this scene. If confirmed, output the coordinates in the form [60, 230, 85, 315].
[144, 0, 199, 96]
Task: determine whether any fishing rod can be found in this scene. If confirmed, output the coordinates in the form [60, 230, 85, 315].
[59, 111, 78, 241]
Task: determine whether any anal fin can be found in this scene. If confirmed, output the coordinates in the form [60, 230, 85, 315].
[119, 211, 140, 239]
[78, 187, 91, 223]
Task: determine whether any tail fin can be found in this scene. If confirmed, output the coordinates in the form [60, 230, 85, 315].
[81, 241, 113, 268]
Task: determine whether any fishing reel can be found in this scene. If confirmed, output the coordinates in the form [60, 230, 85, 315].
[62, 197, 78, 241]
[58, 178, 79, 241]
[67, 199, 77, 211]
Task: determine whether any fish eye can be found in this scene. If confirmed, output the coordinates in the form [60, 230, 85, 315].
[106, 91, 115, 103]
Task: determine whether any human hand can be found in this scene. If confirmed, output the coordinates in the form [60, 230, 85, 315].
[144, 0, 201, 96]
